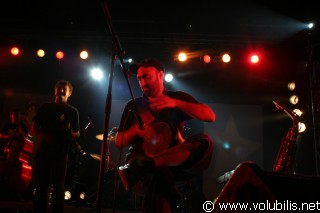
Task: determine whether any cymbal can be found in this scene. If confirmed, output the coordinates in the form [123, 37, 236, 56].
[90, 153, 102, 161]
[96, 127, 118, 142]
[95, 134, 103, 141]
[89, 153, 116, 167]
[95, 134, 116, 142]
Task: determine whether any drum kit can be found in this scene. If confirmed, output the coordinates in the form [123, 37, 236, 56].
[89, 127, 118, 171]
[64, 127, 121, 206]
[66, 127, 132, 207]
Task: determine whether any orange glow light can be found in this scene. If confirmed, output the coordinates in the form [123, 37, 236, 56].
[37, 49, 45, 57]
[178, 52, 187, 62]
[56, 51, 64, 60]
[11, 47, 19, 56]
[203, 54, 211, 63]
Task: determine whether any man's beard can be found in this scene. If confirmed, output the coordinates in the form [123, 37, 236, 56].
[143, 90, 153, 97]
[142, 86, 153, 97]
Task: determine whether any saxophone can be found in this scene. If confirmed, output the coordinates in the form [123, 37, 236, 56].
[272, 101, 300, 173]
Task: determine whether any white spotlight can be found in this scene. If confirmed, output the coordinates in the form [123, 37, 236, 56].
[298, 122, 306, 133]
[165, 73, 173, 82]
[80, 50, 89, 59]
[288, 82, 295, 91]
[289, 95, 299, 105]
[91, 68, 104, 80]
[293, 108, 303, 117]
[64, 191, 71, 200]
[80, 192, 86, 200]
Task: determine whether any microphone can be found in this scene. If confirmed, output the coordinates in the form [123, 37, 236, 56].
[84, 116, 94, 131]
[88, 117, 94, 128]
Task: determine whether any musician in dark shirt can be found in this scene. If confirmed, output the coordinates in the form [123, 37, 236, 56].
[116, 58, 215, 212]
[32, 80, 80, 213]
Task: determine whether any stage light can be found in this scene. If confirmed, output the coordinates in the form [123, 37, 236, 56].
[80, 50, 89, 60]
[64, 191, 71, 200]
[298, 122, 306, 133]
[250, 54, 259, 64]
[223, 141, 230, 149]
[288, 82, 295, 91]
[308, 22, 314, 29]
[79, 192, 86, 200]
[178, 52, 187, 62]
[37, 49, 45, 57]
[165, 73, 173, 82]
[289, 95, 299, 105]
[10, 47, 20, 56]
[56, 51, 64, 60]
[222, 53, 231, 63]
[202, 54, 211, 63]
[91, 68, 104, 80]
[293, 108, 303, 117]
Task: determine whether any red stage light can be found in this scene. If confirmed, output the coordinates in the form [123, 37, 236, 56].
[250, 54, 259, 64]
[56, 51, 64, 60]
[202, 54, 211, 63]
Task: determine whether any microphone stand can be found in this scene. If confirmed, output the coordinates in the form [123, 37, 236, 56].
[95, 1, 142, 212]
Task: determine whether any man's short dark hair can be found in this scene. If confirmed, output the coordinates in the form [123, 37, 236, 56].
[54, 80, 73, 93]
[129, 58, 165, 74]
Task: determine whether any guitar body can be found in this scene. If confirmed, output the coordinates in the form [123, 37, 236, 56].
[142, 121, 173, 157]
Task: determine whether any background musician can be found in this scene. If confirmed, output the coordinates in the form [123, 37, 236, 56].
[0, 107, 33, 201]
[32, 80, 80, 213]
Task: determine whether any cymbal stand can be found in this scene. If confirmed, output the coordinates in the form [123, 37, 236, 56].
[105, 127, 118, 172]
[105, 137, 112, 172]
